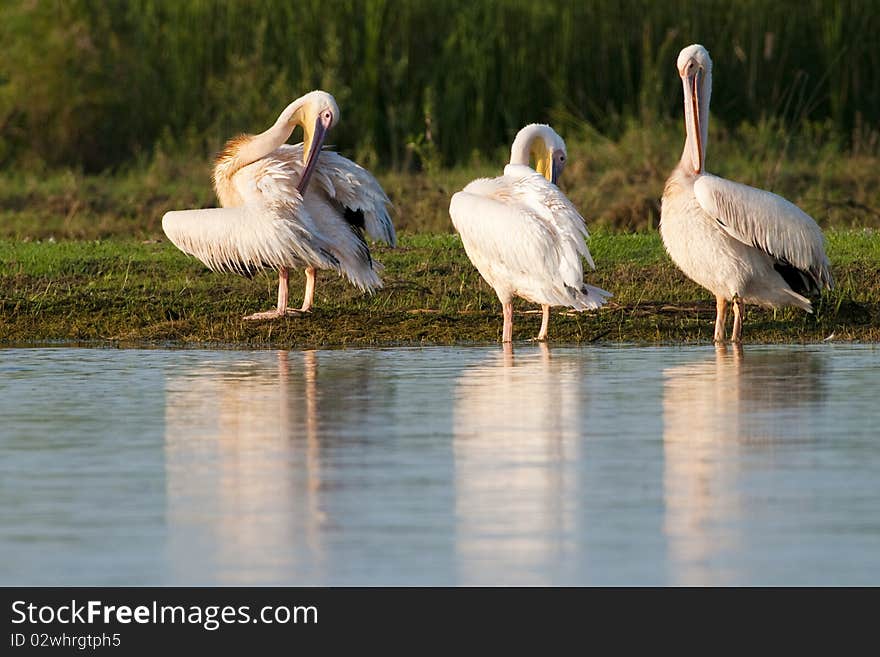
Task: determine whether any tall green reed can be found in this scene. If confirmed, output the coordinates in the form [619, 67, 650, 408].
[0, 0, 876, 171]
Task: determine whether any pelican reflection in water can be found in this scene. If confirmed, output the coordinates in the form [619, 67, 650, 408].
[662, 346, 826, 585]
[452, 343, 585, 584]
[162, 349, 441, 585]
[163, 351, 323, 584]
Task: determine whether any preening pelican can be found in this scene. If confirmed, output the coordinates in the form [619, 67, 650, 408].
[449, 124, 611, 342]
[660, 45, 833, 343]
[162, 90, 396, 320]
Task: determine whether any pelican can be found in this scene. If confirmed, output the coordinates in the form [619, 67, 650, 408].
[162, 90, 396, 320]
[449, 124, 611, 342]
[660, 45, 833, 343]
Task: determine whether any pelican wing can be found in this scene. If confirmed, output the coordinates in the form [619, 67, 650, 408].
[694, 175, 833, 290]
[505, 165, 596, 270]
[162, 201, 338, 277]
[276, 144, 396, 246]
[450, 171, 609, 309]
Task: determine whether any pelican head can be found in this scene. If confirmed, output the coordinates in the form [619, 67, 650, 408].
[677, 44, 712, 175]
[280, 90, 341, 193]
[510, 123, 567, 185]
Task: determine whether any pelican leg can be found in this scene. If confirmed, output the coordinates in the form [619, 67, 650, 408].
[243, 267, 304, 320]
[300, 267, 316, 312]
[277, 266, 290, 311]
[536, 304, 550, 341]
[713, 295, 728, 344]
[502, 302, 513, 343]
[731, 296, 744, 344]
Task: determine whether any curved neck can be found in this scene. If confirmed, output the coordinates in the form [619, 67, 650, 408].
[510, 127, 546, 166]
[213, 105, 301, 206]
[510, 132, 535, 167]
[509, 126, 554, 182]
[239, 111, 299, 169]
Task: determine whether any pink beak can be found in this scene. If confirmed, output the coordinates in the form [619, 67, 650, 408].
[297, 112, 333, 194]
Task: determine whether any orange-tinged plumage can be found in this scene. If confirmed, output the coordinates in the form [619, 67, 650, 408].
[162, 90, 395, 320]
[212, 134, 255, 207]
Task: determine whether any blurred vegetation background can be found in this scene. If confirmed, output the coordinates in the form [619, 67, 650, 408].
[1, 0, 878, 170]
[0, 0, 878, 236]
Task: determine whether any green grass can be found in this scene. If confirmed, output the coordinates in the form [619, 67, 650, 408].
[2, 231, 878, 347]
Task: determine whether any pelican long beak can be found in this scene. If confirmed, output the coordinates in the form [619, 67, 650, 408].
[297, 113, 331, 194]
[684, 70, 704, 175]
[550, 155, 562, 186]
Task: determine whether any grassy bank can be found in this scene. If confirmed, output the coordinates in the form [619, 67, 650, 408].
[2, 231, 878, 347]
[2, 121, 878, 347]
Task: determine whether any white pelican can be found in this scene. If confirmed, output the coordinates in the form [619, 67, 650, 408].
[162, 90, 396, 320]
[449, 124, 611, 342]
[660, 45, 833, 343]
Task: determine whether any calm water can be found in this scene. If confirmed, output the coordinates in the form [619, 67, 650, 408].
[1, 344, 878, 586]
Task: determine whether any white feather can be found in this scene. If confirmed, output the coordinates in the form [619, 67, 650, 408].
[276, 144, 396, 246]
[165, 149, 390, 292]
[300, 191, 382, 290]
[450, 166, 610, 309]
[694, 175, 832, 288]
[233, 155, 382, 290]
[162, 201, 337, 277]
